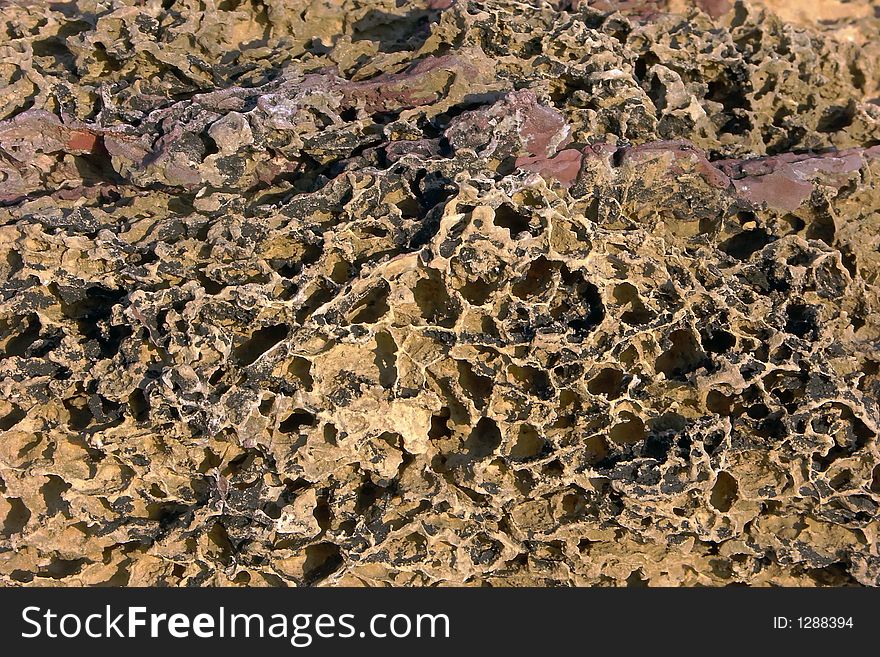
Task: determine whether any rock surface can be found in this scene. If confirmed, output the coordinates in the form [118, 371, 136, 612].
[1, 0, 879, 586]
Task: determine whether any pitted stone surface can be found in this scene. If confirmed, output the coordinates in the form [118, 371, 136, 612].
[1, 0, 879, 586]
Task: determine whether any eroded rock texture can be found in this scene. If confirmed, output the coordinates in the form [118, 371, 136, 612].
[1, 0, 879, 586]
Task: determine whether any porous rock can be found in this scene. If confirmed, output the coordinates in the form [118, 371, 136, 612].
[1, 0, 879, 586]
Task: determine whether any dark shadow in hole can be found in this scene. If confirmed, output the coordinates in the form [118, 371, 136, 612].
[609, 412, 645, 445]
[374, 331, 397, 389]
[63, 396, 93, 431]
[462, 416, 502, 460]
[493, 204, 535, 239]
[509, 424, 545, 460]
[710, 471, 738, 512]
[1, 497, 30, 536]
[351, 9, 439, 53]
[588, 367, 625, 400]
[721, 228, 774, 260]
[701, 326, 736, 354]
[302, 542, 343, 585]
[234, 324, 289, 366]
[288, 357, 314, 391]
[428, 408, 452, 441]
[414, 271, 459, 328]
[817, 102, 856, 134]
[785, 303, 818, 339]
[279, 409, 317, 434]
[128, 388, 150, 421]
[656, 329, 707, 380]
[0, 404, 26, 430]
[350, 282, 390, 324]
[457, 361, 493, 409]
[512, 257, 555, 299]
[3, 314, 42, 358]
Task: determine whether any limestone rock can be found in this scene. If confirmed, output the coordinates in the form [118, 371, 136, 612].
[1, 0, 879, 587]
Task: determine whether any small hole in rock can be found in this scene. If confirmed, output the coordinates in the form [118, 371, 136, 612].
[128, 389, 149, 421]
[2, 497, 30, 536]
[613, 283, 652, 325]
[655, 330, 706, 380]
[303, 543, 343, 583]
[414, 271, 459, 328]
[288, 357, 314, 391]
[609, 412, 645, 445]
[625, 569, 648, 587]
[829, 470, 852, 491]
[464, 417, 502, 459]
[350, 283, 390, 324]
[707, 390, 733, 415]
[509, 424, 544, 459]
[63, 396, 93, 430]
[374, 331, 398, 389]
[701, 327, 736, 354]
[512, 257, 555, 299]
[710, 471, 738, 512]
[785, 304, 818, 339]
[279, 410, 316, 434]
[428, 409, 452, 441]
[588, 368, 625, 399]
[457, 361, 493, 409]
[721, 229, 773, 260]
[459, 278, 494, 305]
[0, 405, 26, 430]
[234, 324, 289, 366]
[493, 204, 533, 238]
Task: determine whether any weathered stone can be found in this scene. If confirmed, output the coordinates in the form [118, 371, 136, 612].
[0, 0, 879, 588]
